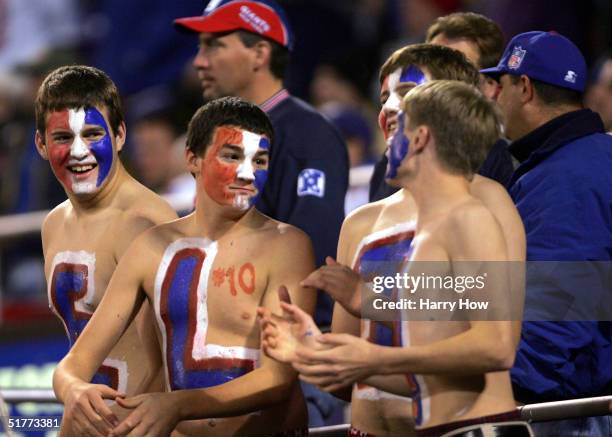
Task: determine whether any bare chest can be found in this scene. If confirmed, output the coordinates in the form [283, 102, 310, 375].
[44, 216, 119, 343]
[151, 237, 268, 390]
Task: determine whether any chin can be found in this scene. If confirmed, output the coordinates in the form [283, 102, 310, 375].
[385, 177, 403, 188]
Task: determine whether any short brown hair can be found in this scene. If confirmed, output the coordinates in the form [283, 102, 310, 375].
[187, 97, 274, 157]
[426, 12, 504, 69]
[402, 80, 501, 177]
[35, 65, 124, 138]
[379, 44, 479, 87]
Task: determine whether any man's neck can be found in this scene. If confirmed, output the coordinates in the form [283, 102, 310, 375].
[242, 74, 284, 106]
[193, 195, 255, 241]
[406, 168, 471, 225]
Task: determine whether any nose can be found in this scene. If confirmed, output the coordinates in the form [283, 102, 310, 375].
[236, 160, 255, 182]
[193, 46, 210, 70]
[70, 137, 89, 160]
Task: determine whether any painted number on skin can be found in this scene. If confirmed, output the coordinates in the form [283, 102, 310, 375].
[159, 248, 256, 390]
[212, 263, 256, 296]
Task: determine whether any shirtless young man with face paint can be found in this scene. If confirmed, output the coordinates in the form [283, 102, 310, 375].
[260, 45, 525, 437]
[53, 97, 316, 437]
[34, 66, 178, 436]
[263, 82, 530, 436]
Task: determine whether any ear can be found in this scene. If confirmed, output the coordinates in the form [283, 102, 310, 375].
[186, 148, 202, 175]
[409, 125, 430, 155]
[480, 75, 500, 100]
[35, 131, 48, 160]
[252, 40, 272, 72]
[518, 75, 535, 104]
[114, 122, 127, 153]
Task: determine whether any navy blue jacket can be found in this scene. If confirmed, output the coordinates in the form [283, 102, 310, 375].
[257, 91, 349, 325]
[369, 138, 515, 202]
[508, 109, 612, 403]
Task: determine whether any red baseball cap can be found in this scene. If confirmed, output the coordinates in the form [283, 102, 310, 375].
[174, 0, 294, 51]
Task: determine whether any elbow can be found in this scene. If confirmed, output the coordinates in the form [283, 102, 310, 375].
[486, 338, 516, 371]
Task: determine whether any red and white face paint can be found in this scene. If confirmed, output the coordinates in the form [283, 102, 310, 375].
[201, 126, 270, 211]
[46, 107, 115, 196]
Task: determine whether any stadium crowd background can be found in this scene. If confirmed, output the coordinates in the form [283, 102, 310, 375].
[0, 0, 611, 430]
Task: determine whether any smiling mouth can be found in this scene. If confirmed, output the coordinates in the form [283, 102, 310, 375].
[67, 163, 97, 175]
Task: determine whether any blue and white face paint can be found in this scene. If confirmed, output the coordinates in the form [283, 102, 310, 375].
[382, 65, 427, 180]
[385, 110, 410, 180]
[47, 107, 116, 196]
[235, 130, 270, 210]
[382, 65, 428, 114]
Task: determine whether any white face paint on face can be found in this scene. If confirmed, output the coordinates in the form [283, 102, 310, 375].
[383, 68, 404, 113]
[67, 109, 96, 194]
[234, 130, 263, 210]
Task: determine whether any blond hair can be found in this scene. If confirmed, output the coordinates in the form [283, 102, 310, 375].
[401, 80, 501, 176]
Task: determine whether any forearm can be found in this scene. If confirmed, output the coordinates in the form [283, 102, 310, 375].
[175, 366, 295, 420]
[362, 374, 414, 397]
[53, 354, 94, 403]
[377, 323, 516, 376]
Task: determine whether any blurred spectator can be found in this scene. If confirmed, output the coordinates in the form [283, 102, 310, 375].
[310, 65, 365, 109]
[0, 0, 80, 73]
[320, 103, 374, 168]
[132, 111, 184, 192]
[320, 103, 375, 213]
[0, 49, 80, 214]
[585, 51, 612, 132]
[425, 12, 515, 186]
[83, 0, 203, 95]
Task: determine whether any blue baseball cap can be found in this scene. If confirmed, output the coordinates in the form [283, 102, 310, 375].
[480, 31, 586, 92]
[175, 0, 294, 51]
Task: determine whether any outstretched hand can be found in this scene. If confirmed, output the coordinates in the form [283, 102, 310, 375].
[300, 257, 363, 317]
[258, 286, 321, 363]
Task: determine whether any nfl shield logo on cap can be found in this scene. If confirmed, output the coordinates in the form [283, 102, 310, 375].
[508, 46, 526, 70]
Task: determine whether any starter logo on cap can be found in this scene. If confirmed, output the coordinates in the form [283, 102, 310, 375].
[297, 168, 325, 198]
[508, 46, 526, 70]
[239, 5, 271, 34]
[564, 70, 577, 83]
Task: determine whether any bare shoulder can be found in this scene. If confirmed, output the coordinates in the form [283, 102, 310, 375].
[445, 198, 507, 261]
[42, 200, 71, 230]
[126, 215, 190, 258]
[41, 200, 71, 246]
[122, 185, 178, 225]
[262, 219, 313, 253]
[448, 198, 499, 232]
[470, 175, 513, 208]
[343, 195, 389, 236]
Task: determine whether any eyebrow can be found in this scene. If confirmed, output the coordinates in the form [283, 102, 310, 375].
[221, 144, 243, 152]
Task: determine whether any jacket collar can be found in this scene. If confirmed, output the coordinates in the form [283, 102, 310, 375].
[508, 109, 605, 186]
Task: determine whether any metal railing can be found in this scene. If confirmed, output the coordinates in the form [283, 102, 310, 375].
[1, 389, 611, 436]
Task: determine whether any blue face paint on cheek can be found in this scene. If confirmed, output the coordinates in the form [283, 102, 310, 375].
[386, 111, 409, 180]
[400, 65, 427, 85]
[250, 137, 270, 206]
[84, 108, 113, 187]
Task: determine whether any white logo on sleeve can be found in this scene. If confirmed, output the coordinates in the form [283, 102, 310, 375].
[564, 70, 577, 83]
[297, 168, 326, 198]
